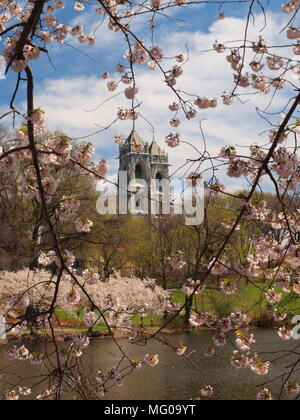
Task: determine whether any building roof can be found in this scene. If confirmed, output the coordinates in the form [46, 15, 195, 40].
[126, 130, 144, 146]
[150, 141, 164, 156]
[123, 130, 167, 157]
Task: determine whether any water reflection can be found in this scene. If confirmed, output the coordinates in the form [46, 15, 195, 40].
[0, 329, 299, 400]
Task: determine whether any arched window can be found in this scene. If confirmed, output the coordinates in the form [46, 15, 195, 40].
[156, 172, 163, 192]
[135, 163, 143, 180]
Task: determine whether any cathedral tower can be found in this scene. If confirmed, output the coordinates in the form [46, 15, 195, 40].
[118, 130, 169, 214]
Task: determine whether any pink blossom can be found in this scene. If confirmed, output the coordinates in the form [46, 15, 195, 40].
[148, 61, 157, 70]
[38, 250, 57, 266]
[234, 73, 250, 88]
[168, 102, 180, 112]
[250, 359, 270, 376]
[44, 15, 56, 28]
[70, 24, 83, 36]
[226, 49, 241, 66]
[273, 311, 287, 322]
[252, 75, 270, 94]
[189, 314, 205, 327]
[40, 31, 53, 43]
[287, 26, 300, 39]
[82, 269, 100, 285]
[115, 63, 125, 72]
[235, 331, 255, 351]
[220, 280, 237, 295]
[176, 343, 187, 356]
[272, 78, 286, 89]
[114, 135, 123, 145]
[222, 94, 234, 105]
[278, 326, 292, 340]
[249, 61, 264, 72]
[293, 283, 300, 295]
[284, 381, 300, 397]
[257, 388, 272, 400]
[93, 159, 109, 179]
[121, 75, 133, 85]
[23, 44, 40, 60]
[266, 56, 285, 70]
[6, 345, 32, 361]
[36, 388, 57, 401]
[213, 333, 226, 347]
[182, 278, 205, 296]
[132, 360, 142, 370]
[165, 76, 176, 87]
[72, 142, 95, 163]
[107, 81, 118, 92]
[170, 251, 186, 269]
[151, 0, 161, 9]
[282, 1, 299, 13]
[86, 34, 96, 46]
[208, 259, 227, 276]
[231, 351, 248, 369]
[149, 45, 163, 61]
[124, 86, 139, 99]
[165, 133, 180, 148]
[194, 97, 217, 109]
[55, 0, 65, 9]
[170, 118, 180, 127]
[213, 40, 225, 53]
[75, 218, 93, 233]
[171, 65, 183, 78]
[65, 288, 81, 306]
[294, 43, 300, 55]
[59, 195, 80, 221]
[230, 309, 251, 330]
[74, 2, 84, 11]
[73, 334, 90, 350]
[84, 311, 99, 327]
[186, 109, 197, 118]
[219, 145, 236, 160]
[144, 354, 159, 366]
[175, 54, 185, 63]
[200, 385, 213, 397]
[252, 38, 268, 54]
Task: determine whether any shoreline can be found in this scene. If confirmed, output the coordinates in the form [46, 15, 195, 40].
[0, 327, 200, 346]
[0, 325, 263, 347]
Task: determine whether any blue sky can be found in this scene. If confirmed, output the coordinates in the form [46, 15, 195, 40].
[1, 1, 284, 85]
[0, 0, 297, 190]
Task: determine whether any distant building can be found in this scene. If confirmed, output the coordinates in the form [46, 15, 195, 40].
[118, 130, 170, 215]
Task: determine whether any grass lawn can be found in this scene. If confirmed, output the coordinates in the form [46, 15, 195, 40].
[171, 280, 300, 319]
[54, 281, 300, 331]
[55, 308, 162, 329]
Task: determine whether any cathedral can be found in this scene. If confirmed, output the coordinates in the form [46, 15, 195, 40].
[118, 130, 170, 214]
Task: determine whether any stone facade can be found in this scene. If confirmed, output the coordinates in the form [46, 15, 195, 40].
[118, 130, 169, 187]
[118, 130, 170, 214]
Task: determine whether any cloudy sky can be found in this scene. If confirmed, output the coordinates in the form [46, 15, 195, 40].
[0, 0, 298, 190]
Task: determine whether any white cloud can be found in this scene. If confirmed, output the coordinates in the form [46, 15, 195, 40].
[30, 10, 296, 190]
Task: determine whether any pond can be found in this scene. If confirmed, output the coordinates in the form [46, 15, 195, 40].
[0, 329, 299, 400]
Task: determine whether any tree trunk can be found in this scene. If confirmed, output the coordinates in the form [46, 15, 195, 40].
[184, 295, 193, 327]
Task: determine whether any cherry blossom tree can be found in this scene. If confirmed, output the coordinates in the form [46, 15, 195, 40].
[0, 0, 300, 401]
